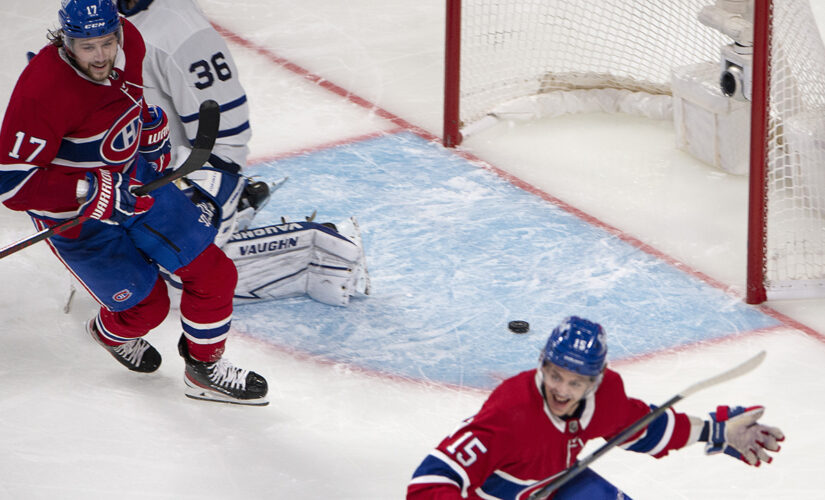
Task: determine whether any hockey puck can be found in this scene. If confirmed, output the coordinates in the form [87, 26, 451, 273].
[508, 320, 530, 334]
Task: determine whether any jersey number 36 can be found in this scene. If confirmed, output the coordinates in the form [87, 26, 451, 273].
[189, 52, 232, 90]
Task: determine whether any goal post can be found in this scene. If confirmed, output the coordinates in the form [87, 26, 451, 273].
[444, 0, 462, 148]
[746, 0, 771, 304]
[443, 0, 825, 304]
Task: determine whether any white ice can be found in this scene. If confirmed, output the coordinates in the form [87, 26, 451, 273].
[1, 1, 824, 499]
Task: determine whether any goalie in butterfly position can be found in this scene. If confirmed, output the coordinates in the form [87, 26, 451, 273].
[115, 0, 370, 307]
[407, 316, 785, 500]
[0, 0, 267, 405]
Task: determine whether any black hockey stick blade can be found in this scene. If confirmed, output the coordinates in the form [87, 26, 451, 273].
[133, 99, 219, 195]
[0, 99, 220, 260]
[527, 350, 766, 500]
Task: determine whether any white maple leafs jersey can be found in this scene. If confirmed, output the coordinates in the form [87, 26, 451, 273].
[121, 0, 251, 168]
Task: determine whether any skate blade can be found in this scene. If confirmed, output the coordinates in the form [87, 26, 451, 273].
[184, 379, 269, 406]
[269, 176, 289, 193]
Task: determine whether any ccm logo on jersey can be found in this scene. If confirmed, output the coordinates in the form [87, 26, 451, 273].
[100, 102, 142, 165]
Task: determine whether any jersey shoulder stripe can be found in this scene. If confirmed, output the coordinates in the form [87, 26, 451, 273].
[216, 121, 250, 139]
[0, 167, 36, 202]
[180, 95, 248, 123]
[410, 450, 470, 497]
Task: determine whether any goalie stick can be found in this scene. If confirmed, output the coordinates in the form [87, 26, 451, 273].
[527, 350, 767, 500]
[0, 99, 220, 261]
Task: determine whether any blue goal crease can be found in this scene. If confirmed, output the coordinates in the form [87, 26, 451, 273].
[234, 131, 780, 389]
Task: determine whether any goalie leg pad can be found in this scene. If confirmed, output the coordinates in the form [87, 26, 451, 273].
[306, 226, 363, 306]
[307, 264, 356, 306]
[223, 220, 367, 306]
[306, 217, 370, 305]
[337, 216, 370, 296]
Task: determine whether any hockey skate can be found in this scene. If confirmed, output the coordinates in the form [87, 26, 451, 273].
[235, 176, 287, 231]
[86, 319, 162, 373]
[177, 335, 269, 406]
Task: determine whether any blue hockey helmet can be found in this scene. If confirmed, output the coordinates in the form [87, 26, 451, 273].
[59, 0, 121, 40]
[540, 316, 607, 377]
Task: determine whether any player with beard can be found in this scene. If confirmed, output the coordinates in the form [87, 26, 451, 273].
[0, 0, 268, 406]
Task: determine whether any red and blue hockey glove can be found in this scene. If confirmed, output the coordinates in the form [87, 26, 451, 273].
[706, 405, 785, 466]
[140, 104, 171, 173]
[78, 170, 154, 225]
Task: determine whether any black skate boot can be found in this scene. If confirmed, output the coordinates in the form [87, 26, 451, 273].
[177, 335, 269, 406]
[235, 180, 273, 232]
[86, 319, 161, 373]
[240, 180, 271, 212]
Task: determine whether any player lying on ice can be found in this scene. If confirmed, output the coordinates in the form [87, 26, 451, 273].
[407, 316, 785, 499]
[0, 0, 267, 405]
[115, 0, 370, 308]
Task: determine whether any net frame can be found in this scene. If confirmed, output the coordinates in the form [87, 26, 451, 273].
[443, 0, 825, 303]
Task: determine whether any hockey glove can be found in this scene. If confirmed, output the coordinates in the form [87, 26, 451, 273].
[140, 104, 171, 173]
[182, 156, 248, 247]
[78, 170, 154, 225]
[706, 405, 785, 466]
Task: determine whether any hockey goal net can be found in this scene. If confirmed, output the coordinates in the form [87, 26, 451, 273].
[444, 0, 825, 303]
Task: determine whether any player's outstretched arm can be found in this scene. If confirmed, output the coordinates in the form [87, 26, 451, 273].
[705, 405, 785, 466]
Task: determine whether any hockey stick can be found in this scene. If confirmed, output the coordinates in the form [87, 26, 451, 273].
[0, 99, 220, 260]
[527, 350, 767, 500]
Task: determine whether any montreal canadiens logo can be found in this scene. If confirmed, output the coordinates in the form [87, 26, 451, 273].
[100, 101, 142, 165]
[113, 289, 133, 302]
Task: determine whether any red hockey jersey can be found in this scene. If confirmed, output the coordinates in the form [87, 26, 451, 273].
[0, 18, 146, 221]
[407, 368, 693, 499]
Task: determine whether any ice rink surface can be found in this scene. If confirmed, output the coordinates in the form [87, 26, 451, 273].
[1, 1, 825, 498]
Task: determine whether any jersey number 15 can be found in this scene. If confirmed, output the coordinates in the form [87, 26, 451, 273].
[446, 431, 488, 467]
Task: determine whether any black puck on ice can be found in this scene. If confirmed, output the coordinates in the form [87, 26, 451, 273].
[508, 320, 530, 334]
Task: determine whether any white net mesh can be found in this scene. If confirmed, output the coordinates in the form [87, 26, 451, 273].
[764, 0, 825, 297]
[459, 0, 727, 126]
[456, 0, 825, 299]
